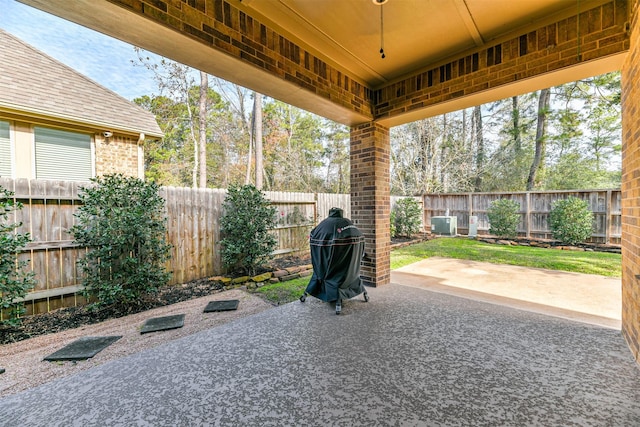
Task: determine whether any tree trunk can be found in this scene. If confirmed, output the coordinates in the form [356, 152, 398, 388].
[473, 105, 484, 191]
[244, 137, 252, 185]
[440, 113, 447, 191]
[512, 96, 521, 155]
[253, 92, 263, 189]
[245, 94, 254, 185]
[198, 71, 208, 189]
[527, 88, 551, 190]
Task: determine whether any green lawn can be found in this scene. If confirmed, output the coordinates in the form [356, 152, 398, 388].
[254, 237, 621, 305]
[392, 237, 621, 277]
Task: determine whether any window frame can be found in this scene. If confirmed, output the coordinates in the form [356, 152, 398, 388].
[33, 126, 95, 181]
[0, 119, 14, 178]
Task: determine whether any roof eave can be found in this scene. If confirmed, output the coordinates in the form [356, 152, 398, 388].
[0, 102, 164, 139]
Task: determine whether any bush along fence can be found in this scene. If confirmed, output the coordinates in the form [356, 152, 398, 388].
[424, 189, 621, 245]
[0, 177, 350, 316]
[2, 176, 619, 316]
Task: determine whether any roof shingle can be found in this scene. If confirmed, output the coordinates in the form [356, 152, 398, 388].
[0, 29, 162, 137]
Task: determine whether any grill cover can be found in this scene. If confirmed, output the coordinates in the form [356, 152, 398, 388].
[305, 208, 365, 302]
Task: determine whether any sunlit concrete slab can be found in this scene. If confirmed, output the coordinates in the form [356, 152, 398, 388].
[393, 257, 621, 329]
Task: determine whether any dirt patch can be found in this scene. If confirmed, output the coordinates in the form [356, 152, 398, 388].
[0, 277, 226, 345]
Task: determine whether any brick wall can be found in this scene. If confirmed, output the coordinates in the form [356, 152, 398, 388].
[94, 134, 141, 178]
[376, 0, 629, 122]
[621, 0, 640, 365]
[110, 0, 372, 121]
[350, 122, 390, 287]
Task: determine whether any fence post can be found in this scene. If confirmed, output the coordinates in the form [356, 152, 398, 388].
[525, 192, 531, 238]
[606, 189, 612, 244]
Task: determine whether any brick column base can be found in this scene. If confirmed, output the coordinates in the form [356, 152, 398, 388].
[621, 0, 640, 366]
[350, 122, 390, 287]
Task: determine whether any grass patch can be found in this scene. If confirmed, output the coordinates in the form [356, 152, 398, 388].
[255, 237, 621, 305]
[253, 276, 308, 305]
[392, 237, 621, 277]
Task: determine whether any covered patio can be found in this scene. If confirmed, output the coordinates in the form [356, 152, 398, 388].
[16, 0, 640, 368]
[1, 270, 639, 425]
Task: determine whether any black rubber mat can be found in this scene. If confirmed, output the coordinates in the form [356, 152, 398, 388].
[204, 300, 239, 313]
[43, 336, 122, 361]
[0, 367, 5, 374]
[140, 314, 185, 334]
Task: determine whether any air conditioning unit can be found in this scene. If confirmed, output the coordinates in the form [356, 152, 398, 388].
[431, 216, 457, 235]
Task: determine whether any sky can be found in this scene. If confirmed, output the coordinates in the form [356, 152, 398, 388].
[0, 0, 162, 101]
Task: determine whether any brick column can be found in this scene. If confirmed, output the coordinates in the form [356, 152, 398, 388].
[621, 0, 640, 365]
[350, 122, 390, 287]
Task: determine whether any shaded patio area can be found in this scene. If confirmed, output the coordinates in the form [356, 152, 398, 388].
[1, 269, 638, 426]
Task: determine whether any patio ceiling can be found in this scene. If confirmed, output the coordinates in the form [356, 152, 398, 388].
[17, 0, 623, 126]
[242, 0, 592, 88]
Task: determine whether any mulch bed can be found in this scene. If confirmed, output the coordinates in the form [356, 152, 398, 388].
[0, 255, 310, 345]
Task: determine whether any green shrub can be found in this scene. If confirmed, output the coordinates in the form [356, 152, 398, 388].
[220, 184, 277, 275]
[392, 198, 422, 238]
[549, 196, 593, 245]
[487, 199, 521, 238]
[0, 186, 36, 326]
[71, 174, 171, 307]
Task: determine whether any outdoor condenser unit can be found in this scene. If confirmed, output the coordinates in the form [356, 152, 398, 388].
[431, 216, 457, 235]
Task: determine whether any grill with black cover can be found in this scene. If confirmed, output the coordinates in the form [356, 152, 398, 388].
[300, 207, 369, 314]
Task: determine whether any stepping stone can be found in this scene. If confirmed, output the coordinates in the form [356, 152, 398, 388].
[43, 336, 122, 361]
[140, 314, 185, 334]
[204, 299, 239, 313]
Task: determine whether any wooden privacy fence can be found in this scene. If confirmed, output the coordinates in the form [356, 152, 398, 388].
[6, 176, 617, 316]
[424, 189, 622, 244]
[0, 177, 351, 315]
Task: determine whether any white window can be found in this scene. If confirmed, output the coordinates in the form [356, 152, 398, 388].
[34, 127, 92, 181]
[0, 120, 11, 177]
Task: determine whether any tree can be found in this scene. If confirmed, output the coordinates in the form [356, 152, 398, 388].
[549, 197, 593, 245]
[198, 71, 208, 188]
[544, 73, 621, 190]
[392, 198, 422, 237]
[134, 49, 621, 194]
[134, 49, 233, 189]
[0, 186, 35, 325]
[133, 49, 203, 188]
[253, 92, 264, 189]
[209, 77, 255, 187]
[487, 199, 521, 238]
[71, 174, 171, 307]
[527, 88, 551, 190]
[391, 110, 477, 195]
[473, 105, 485, 191]
[220, 184, 277, 275]
[585, 73, 621, 173]
[322, 120, 350, 193]
[262, 100, 325, 191]
[134, 94, 193, 186]
[389, 72, 620, 195]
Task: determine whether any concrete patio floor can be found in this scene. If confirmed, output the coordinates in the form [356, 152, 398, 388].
[1, 260, 639, 426]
